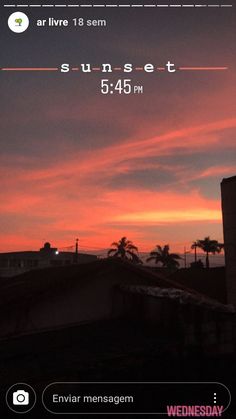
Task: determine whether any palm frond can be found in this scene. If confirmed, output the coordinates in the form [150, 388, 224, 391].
[149, 251, 158, 257]
[127, 244, 138, 252]
[146, 256, 155, 262]
[169, 253, 182, 260]
[108, 249, 116, 256]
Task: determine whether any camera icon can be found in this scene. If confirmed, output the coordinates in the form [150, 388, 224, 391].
[6, 383, 36, 413]
[13, 390, 29, 405]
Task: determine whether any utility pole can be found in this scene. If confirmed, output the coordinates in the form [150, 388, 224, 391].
[192, 241, 197, 263]
[184, 247, 190, 268]
[75, 238, 79, 263]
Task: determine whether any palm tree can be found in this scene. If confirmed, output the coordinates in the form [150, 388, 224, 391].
[191, 241, 198, 263]
[146, 244, 181, 270]
[108, 236, 142, 264]
[195, 237, 224, 268]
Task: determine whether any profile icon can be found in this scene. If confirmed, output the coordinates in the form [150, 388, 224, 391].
[8, 12, 29, 33]
[15, 18, 23, 27]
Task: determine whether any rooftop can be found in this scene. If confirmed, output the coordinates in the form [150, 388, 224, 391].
[0, 259, 230, 316]
[221, 175, 236, 184]
[171, 267, 227, 304]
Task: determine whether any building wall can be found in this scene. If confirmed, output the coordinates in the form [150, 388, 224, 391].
[115, 289, 235, 355]
[0, 252, 97, 278]
[221, 176, 236, 308]
[0, 276, 122, 338]
[1, 279, 234, 356]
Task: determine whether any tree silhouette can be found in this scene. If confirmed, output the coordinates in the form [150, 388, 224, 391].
[190, 259, 204, 269]
[108, 237, 142, 264]
[191, 241, 198, 263]
[195, 236, 224, 268]
[146, 244, 181, 270]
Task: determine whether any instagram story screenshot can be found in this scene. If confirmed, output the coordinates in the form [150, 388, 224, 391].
[0, 0, 236, 417]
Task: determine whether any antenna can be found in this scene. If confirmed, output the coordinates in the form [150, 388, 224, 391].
[75, 238, 79, 264]
[75, 238, 79, 255]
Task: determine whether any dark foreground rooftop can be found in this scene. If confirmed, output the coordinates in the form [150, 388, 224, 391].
[0, 318, 235, 418]
[171, 267, 227, 304]
[0, 258, 200, 314]
[0, 318, 235, 386]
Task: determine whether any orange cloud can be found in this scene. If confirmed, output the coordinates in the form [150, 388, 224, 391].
[1, 117, 236, 186]
[0, 116, 234, 252]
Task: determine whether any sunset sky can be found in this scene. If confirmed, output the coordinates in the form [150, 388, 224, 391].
[1, 4, 236, 253]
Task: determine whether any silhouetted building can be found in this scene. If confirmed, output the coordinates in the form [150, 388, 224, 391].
[221, 176, 236, 308]
[170, 267, 227, 304]
[0, 242, 97, 277]
[0, 258, 234, 355]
